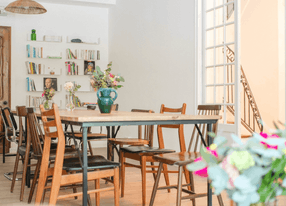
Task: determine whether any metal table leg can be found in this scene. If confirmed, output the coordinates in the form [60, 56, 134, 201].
[82, 127, 88, 206]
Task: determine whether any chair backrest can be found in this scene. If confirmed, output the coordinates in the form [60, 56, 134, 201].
[1, 107, 18, 142]
[16, 106, 27, 146]
[26, 107, 45, 157]
[131, 109, 154, 147]
[40, 104, 66, 168]
[157, 103, 187, 151]
[187, 105, 221, 152]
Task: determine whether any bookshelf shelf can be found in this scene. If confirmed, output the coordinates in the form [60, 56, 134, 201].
[27, 74, 61, 76]
[27, 57, 62, 59]
[66, 42, 99, 45]
[27, 40, 62, 43]
[65, 59, 96, 61]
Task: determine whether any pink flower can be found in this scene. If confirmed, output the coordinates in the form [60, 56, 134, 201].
[113, 81, 118, 86]
[260, 132, 279, 149]
[109, 73, 115, 78]
[193, 147, 218, 177]
[42, 92, 44, 97]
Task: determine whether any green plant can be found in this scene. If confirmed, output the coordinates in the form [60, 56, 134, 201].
[90, 62, 125, 90]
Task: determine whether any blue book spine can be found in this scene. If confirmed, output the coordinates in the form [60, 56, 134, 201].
[27, 44, 30, 58]
[33, 47, 36, 58]
[26, 77, 30, 91]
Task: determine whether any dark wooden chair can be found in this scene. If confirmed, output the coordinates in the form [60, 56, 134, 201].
[34, 104, 120, 206]
[149, 105, 224, 206]
[120, 103, 187, 206]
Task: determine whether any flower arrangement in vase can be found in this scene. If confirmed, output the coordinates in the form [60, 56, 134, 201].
[41, 88, 55, 110]
[64, 82, 81, 111]
[89, 62, 124, 113]
[187, 127, 286, 206]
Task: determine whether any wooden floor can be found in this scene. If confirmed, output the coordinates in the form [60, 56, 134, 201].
[0, 148, 285, 206]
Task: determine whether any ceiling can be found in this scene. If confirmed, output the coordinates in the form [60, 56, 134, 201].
[1, 0, 116, 8]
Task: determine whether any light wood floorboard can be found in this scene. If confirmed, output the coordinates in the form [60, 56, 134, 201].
[1, 148, 285, 206]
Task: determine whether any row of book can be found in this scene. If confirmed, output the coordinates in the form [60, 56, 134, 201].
[26, 95, 42, 107]
[66, 49, 98, 60]
[25, 61, 44, 74]
[27, 44, 43, 58]
[26, 77, 36, 91]
[65, 61, 79, 75]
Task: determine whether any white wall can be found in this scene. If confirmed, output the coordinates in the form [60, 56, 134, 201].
[0, 2, 109, 149]
[108, 0, 196, 151]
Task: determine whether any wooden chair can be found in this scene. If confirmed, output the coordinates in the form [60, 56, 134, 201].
[65, 104, 119, 156]
[35, 104, 120, 206]
[107, 109, 155, 159]
[120, 103, 187, 206]
[149, 105, 224, 206]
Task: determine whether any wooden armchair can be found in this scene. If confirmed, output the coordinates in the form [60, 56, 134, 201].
[149, 105, 224, 206]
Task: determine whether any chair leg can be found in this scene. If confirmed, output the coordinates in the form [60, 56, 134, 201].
[95, 176, 100, 206]
[140, 156, 147, 206]
[120, 151, 126, 197]
[183, 166, 191, 191]
[176, 166, 183, 206]
[28, 159, 41, 203]
[149, 162, 163, 206]
[217, 194, 224, 206]
[189, 172, 196, 206]
[3, 137, 5, 163]
[114, 167, 120, 206]
[150, 162, 156, 181]
[10, 147, 21, 193]
[88, 141, 94, 156]
[162, 164, 171, 193]
[20, 142, 31, 201]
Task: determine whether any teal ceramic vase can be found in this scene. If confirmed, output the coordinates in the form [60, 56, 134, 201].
[97, 88, 118, 113]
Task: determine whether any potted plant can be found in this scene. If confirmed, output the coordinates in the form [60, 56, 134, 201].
[64, 82, 81, 111]
[41, 88, 55, 110]
[89, 62, 124, 113]
[187, 127, 286, 206]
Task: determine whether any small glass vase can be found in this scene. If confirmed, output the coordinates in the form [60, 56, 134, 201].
[66, 94, 75, 111]
[42, 98, 54, 110]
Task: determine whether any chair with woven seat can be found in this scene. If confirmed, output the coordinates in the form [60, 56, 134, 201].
[120, 103, 188, 206]
[149, 105, 224, 206]
[34, 104, 120, 206]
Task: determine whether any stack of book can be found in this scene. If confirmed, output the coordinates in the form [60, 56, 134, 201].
[26, 95, 42, 107]
[66, 48, 96, 60]
[26, 44, 43, 58]
[26, 77, 36, 91]
[26, 61, 44, 74]
[65, 61, 79, 75]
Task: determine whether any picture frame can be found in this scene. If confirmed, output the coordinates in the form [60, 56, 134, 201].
[84, 60, 95, 75]
[43, 77, 58, 92]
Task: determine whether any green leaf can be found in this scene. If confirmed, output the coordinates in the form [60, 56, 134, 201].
[186, 161, 207, 171]
[200, 145, 218, 165]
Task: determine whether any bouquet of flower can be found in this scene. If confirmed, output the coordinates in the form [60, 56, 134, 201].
[187, 127, 286, 206]
[42, 89, 55, 109]
[64, 82, 81, 95]
[90, 62, 125, 90]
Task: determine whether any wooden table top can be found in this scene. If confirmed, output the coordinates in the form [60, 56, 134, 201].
[41, 109, 220, 123]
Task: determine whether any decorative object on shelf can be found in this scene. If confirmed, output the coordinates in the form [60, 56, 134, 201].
[43, 77, 57, 92]
[64, 82, 81, 111]
[50, 69, 55, 75]
[97, 88, 117, 113]
[84, 61, 95, 75]
[31, 29, 36, 41]
[71, 38, 82, 43]
[41, 88, 55, 110]
[5, 0, 47, 14]
[187, 128, 286, 206]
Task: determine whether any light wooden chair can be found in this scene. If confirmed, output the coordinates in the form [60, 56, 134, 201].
[149, 105, 224, 206]
[34, 104, 120, 206]
[120, 103, 188, 206]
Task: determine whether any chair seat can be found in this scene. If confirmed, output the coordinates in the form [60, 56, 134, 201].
[121, 146, 175, 156]
[33, 148, 79, 161]
[153, 152, 201, 166]
[66, 132, 108, 140]
[108, 138, 149, 146]
[62, 155, 120, 171]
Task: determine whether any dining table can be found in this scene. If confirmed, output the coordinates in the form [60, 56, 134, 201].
[14, 108, 220, 206]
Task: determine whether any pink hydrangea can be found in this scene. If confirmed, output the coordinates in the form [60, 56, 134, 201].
[260, 132, 279, 149]
[193, 147, 218, 177]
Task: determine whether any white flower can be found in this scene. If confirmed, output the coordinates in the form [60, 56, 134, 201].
[64, 82, 74, 91]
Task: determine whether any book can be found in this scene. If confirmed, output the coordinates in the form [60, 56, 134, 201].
[26, 77, 30, 91]
[26, 44, 30, 58]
